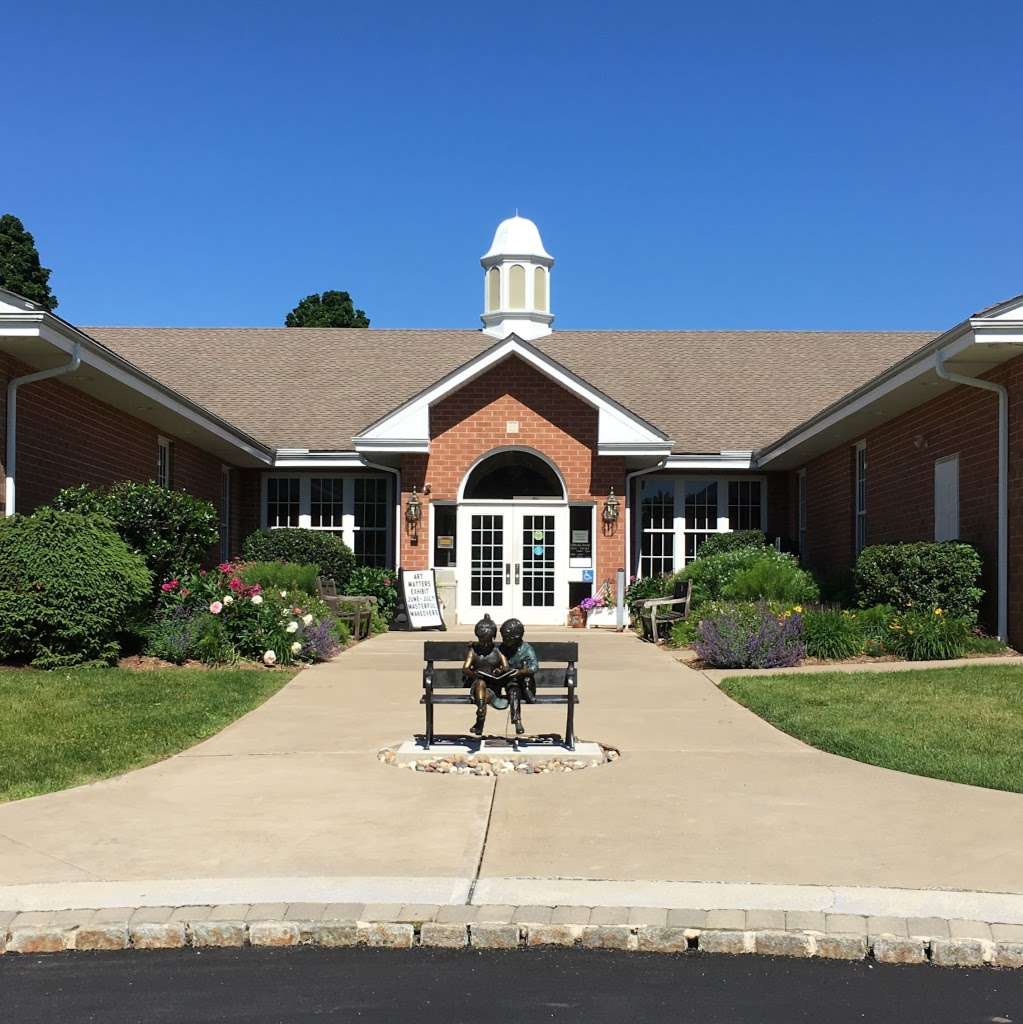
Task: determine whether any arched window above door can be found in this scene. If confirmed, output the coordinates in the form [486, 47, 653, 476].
[462, 449, 565, 500]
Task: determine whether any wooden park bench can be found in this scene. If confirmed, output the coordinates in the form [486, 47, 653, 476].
[638, 578, 692, 642]
[316, 576, 376, 641]
[420, 640, 579, 750]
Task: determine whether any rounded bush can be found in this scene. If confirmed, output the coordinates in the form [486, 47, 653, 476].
[697, 530, 769, 559]
[678, 548, 818, 609]
[855, 542, 983, 622]
[241, 528, 356, 590]
[0, 508, 152, 667]
[52, 481, 219, 584]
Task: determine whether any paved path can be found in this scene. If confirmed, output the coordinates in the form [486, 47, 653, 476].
[1, 629, 1022, 913]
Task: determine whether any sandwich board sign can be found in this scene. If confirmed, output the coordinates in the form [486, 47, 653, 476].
[393, 568, 446, 631]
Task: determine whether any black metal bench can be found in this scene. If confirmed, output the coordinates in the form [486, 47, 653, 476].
[421, 641, 579, 750]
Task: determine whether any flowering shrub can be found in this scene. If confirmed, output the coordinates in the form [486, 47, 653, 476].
[148, 561, 342, 666]
[884, 607, 971, 661]
[694, 602, 805, 668]
[579, 595, 605, 612]
[346, 566, 399, 625]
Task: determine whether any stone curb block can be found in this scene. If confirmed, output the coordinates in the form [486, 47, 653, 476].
[698, 930, 752, 955]
[300, 922, 358, 948]
[189, 922, 247, 948]
[420, 923, 468, 948]
[636, 926, 690, 954]
[872, 935, 927, 965]
[930, 938, 994, 967]
[580, 925, 635, 951]
[75, 925, 129, 951]
[469, 924, 521, 950]
[995, 943, 1023, 970]
[754, 930, 815, 958]
[526, 924, 581, 947]
[7, 926, 71, 954]
[249, 921, 300, 947]
[358, 922, 415, 949]
[130, 923, 187, 950]
[817, 934, 868, 960]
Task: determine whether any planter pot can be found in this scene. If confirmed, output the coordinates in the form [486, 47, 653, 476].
[566, 606, 586, 628]
[585, 607, 619, 629]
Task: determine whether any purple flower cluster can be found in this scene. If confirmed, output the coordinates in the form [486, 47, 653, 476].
[694, 604, 805, 669]
[300, 618, 341, 662]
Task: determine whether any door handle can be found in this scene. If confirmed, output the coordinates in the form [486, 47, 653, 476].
[514, 563, 521, 584]
[505, 563, 511, 585]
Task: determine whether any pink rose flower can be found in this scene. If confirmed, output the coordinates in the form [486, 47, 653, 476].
[217, 562, 233, 574]
[160, 579, 180, 592]
[209, 601, 223, 614]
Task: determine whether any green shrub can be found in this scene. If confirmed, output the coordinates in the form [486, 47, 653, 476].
[675, 548, 767, 608]
[803, 609, 863, 660]
[720, 554, 820, 606]
[668, 617, 699, 648]
[241, 529, 356, 591]
[885, 608, 971, 661]
[0, 508, 152, 667]
[346, 566, 399, 624]
[625, 574, 671, 609]
[52, 482, 219, 585]
[853, 604, 897, 643]
[239, 561, 319, 595]
[855, 542, 984, 622]
[697, 530, 769, 559]
[964, 632, 1007, 655]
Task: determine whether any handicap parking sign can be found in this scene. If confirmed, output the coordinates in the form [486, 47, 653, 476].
[582, 569, 594, 582]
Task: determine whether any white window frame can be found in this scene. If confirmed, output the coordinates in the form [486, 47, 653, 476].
[220, 466, 231, 563]
[260, 473, 394, 567]
[854, 441, 867, 556]
[637, 475, 769, 576]
[797, 468, 807, 559]
[156, 436, 172, 488]
[934, 454, 960, 542]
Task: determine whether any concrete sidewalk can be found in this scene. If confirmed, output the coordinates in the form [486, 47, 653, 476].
[1, 629, 1021, 917]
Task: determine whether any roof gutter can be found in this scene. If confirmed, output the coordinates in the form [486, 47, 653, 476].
[5, 341, 82, 517]
[935, 351, 1008, 640]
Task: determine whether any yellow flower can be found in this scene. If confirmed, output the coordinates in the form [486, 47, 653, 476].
[792, 605, 803, 614]
[933, 608, 944, 617]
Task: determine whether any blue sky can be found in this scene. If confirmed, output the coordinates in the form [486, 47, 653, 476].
[5, 1, 1021, 330]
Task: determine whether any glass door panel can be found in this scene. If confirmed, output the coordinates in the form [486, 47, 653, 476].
[520, 513, 556, 608]
[469, 512, 505, 611]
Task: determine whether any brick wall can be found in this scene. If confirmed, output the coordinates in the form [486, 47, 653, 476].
[800, 351, 1023, 641]
[0, 353, 233, 553]
[397, 356, 627, 587]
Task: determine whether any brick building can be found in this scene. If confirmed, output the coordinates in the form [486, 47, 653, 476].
[2, 216, 1020, 638]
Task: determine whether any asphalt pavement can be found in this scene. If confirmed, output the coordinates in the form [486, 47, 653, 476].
[2, 948, 1022, 1023]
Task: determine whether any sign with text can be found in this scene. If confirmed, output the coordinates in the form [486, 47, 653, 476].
[398, 569, 445, 630]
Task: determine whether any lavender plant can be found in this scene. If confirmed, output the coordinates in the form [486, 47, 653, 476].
[694, 602, 805, 668]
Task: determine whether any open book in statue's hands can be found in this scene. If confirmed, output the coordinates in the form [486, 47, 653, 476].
[472, 667, 516, 684]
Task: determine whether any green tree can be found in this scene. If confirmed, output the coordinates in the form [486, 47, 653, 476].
[0, 214, 59, 310]
[285, 290, 369, 328]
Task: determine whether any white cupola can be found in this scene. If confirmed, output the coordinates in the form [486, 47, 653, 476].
[480, 215, 554, 340]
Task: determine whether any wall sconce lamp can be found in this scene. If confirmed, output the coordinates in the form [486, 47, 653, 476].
[405, 487, 422, 543]
[602, 485, 620, 532]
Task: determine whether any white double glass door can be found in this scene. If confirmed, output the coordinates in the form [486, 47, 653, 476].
[457, 504, 568, 625]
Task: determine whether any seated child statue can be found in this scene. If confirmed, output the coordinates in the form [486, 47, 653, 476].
[499, 617, 538, 736]
[462, 615, 511, 736]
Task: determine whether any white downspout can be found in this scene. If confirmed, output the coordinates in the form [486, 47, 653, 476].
[5, 342, 82, 517]
[935, 350, 1008, 640]
[623, 459, 668, 581]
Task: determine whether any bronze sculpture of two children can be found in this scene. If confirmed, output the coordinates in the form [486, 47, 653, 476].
[462, 615, 539, 737]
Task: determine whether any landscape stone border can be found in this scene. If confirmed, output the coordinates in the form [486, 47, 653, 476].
[2, 904, 1022, 967]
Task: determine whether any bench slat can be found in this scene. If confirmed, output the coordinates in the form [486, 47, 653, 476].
[424, 640, 578, 662]
[421, 694, 578, 705]
[425, 667, 574, 688]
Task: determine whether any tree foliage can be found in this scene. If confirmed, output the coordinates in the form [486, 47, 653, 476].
[0, 214, 59, 310]
[285, 290, 369, 328]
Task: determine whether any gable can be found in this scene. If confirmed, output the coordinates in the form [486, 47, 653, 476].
[352, 334, 671, 457]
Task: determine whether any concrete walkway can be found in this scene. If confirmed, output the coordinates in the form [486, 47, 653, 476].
[1, 629, 1022, 915]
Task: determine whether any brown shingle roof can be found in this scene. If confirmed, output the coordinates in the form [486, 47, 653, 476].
[84, 327, 936, 453]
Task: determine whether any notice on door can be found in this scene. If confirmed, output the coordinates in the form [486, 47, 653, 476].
[397, 569, 445, 630]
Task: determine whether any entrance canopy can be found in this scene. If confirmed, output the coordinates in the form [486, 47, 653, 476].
[462, 450, 565, 500]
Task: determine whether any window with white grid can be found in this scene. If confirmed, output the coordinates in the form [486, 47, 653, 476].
[639, 479, 675, 577]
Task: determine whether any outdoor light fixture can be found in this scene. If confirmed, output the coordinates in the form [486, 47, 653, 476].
[602, 485, 620, 530]
[405, 487, 422, 542]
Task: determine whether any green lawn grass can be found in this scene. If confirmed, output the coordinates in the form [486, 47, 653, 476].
[0, 666, 297, 802]
[721, 665, 1023, 793]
